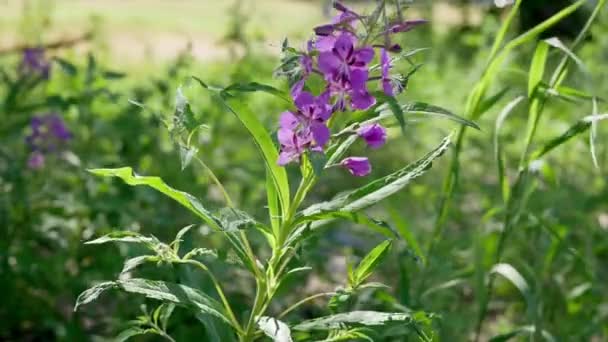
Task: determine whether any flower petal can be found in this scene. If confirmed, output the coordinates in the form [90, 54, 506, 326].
[340, 157, 371, 177]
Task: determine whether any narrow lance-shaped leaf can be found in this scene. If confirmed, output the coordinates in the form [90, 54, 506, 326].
[292, 211, 398, 239]
[494, 96, 525, 203]
[590, 97, 600, 169]
[352, 240, 393, 287]
[224, 82, 289, 102]
[490, 263, 532, 307]
[89, 167, 222, 231]
[75, 279, 232, 326]
[544, 37, 587, 73]
[85, 231, 159, 246]
[292, 311, 416, 331]
[402, 102, 480, 130]
[304, 135, 452, 216]
[528, 42, 549, 97]
[257, 316, 293, 342]
[216, 92, 291, 219]
[388, 205, 424, 264]
[531, 113, 608, 159]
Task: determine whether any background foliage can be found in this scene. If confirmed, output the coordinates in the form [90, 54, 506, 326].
[1, 0, 607, 340]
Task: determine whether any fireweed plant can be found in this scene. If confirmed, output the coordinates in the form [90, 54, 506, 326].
[75, 2, 478, 341]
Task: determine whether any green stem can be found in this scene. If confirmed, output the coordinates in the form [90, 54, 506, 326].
[194, 156, 234, 208]
[277, 292, 335, 319]
[180, 259, 243, 335]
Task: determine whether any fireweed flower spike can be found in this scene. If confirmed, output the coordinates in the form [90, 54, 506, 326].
[358, 123, 387, 149]
[340, 157, 372, 177]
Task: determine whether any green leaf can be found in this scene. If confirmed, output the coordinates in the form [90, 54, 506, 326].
[73, 281, 117, 310]
[257, 316, 293, 342]
[216, 207, 256, 232]
[387, 205, 424, 264]
[376, 94, 406, 134]
[75, 279, 232, 326]
[266, 170, 281, 239]
[121, 255, 158, 276]
[298, 211, 398, 239]
[353, 240, 393, 287]
[303, 135, 452, 215]
[494, 96, 525, 203]
[477, 87, 510, 118]
[292, 311, 416, 331]
[544, 37, 586, 73]
[490, 263, 532, 306]
[490, 325, 556, 342]
[224, 82, 289, 102]
[88, 167, 222, 231]
[402, 102, 480, 130]
[528, 42, 549, 97]
[52, 57, 78, 76]
[590, 97, 600, 169]
[173, 224, 196, 253]
[180, 145, 199, 170]
[531, 114, 608, 159]
[85, 231, 159, 246]
[116, 327, 149, 342]
[309, 151, 327, 177]
[216, 93, 291, 219]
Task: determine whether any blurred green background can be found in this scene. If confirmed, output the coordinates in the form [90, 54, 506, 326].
[1, 0, 607, 341]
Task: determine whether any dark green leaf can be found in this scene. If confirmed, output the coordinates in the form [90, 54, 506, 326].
[52, 57, 78, 75]
[353, 240, 393, 287]
[75, 279, 232, 325]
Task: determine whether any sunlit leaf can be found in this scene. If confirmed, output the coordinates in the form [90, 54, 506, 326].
[353, 240, 393, 287]
[257, 316, 293, 342]
[75, 279, 232, 325]
[292, 311, 416, 331]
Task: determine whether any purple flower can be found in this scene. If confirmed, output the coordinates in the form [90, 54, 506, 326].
[380, 49, 394, 96]
[328, 68, 376, 111]
[318, 33, 374, 84]
[25, 114, 72, 158]
[20, 48, 51, 79]
[340, 157, 371, 177]
[358, 123, 387, 149]
[387, 19, 428, 34]
[27, 151, 45, 170]
[277, 92, 332, 165]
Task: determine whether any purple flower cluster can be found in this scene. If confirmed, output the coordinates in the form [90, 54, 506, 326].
[277, 1, 425, 177]
[25, 114, 72, 169]
[20, 48, 51, 79]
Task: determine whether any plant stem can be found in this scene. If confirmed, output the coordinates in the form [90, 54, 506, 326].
[180, 259, 243, 335]
[277, 292, 335, 319]
[194, 156, 234, 208]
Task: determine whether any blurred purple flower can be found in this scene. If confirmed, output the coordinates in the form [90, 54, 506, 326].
[340, 157, 371, 177]
[20, 47, 51, 79]
[358, 123, 387, 149]
[25, 114, 71, 169]
[27, 151, 45, 170]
